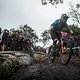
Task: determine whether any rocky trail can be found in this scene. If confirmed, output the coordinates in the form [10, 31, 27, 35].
[0, 51, 80, 80]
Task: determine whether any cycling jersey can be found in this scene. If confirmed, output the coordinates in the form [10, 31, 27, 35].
[50, 19, 70, 32]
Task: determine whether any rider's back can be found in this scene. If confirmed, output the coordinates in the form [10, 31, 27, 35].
[51, 19, 67, 31]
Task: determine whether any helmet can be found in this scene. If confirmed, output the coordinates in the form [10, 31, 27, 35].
[61, 14, 69, 22]
[61, 14, 69, 19]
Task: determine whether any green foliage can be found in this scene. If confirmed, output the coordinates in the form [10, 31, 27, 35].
[40, 30, 51, 47]
[69, 24, 80, 34]
[68, 3, 80, 24]
[41, 0, 63, 5]
[10, 24, 39, 46]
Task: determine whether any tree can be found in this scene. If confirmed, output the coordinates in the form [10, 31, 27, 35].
[10, 24, 39, 46]
[10, 28, 16, 34]
[19, 24, 39, 46]
[69, 24, 80, 34]
[68, 3, 80, 24]
[41, 0, 63, 5]
[40, 30, 51, 47]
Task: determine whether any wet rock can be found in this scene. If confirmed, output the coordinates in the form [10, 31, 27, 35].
[33, 53, 47, 62]
[0, 51, 33, 80]
[18, 54, 33, 66]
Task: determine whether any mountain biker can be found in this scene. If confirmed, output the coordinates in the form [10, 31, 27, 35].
[50, 14, 73, 46]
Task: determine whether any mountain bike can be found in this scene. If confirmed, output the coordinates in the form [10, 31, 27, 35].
[48, 32, 80, 65]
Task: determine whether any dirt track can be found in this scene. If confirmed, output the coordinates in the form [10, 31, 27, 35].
[8, 56, 80, 80]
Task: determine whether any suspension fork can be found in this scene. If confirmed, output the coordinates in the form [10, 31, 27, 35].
[60, 39, 65, 53]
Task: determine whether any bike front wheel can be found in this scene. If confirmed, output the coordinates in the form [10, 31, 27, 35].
[60, 41, 72, 65]
[48, 45, 56, 63]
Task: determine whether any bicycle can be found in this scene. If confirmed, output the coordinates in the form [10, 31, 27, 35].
[48, 31, 80, 65]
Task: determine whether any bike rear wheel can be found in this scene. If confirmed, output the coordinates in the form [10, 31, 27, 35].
[60, 41, 72, 65]
[48, 45, 56, 63]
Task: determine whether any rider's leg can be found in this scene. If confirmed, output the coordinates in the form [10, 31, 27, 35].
[50, 30, 58, 46]
[50, 30, 60, 56]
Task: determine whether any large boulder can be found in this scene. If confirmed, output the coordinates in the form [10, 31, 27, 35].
[34, 46, 46, 53]
[18, 54, 33, 66]
[0, 51, 33, 80]
[33, 52, 47, 62]
[0, 53, 19, 79]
